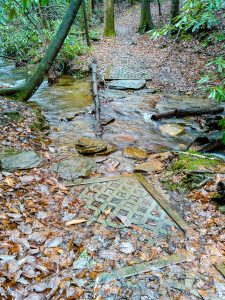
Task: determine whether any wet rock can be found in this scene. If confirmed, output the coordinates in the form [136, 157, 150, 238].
[113, 135, 137, 144]
[96, 145, 117, 155]
[0, 151, 43, 172]
[148, 152, 173, 162]
[76, 137, 107, 154]
[135, 159, 163, 173]
[159, 124, 185, 137]
[51, 157, 96, 180]
[123, 147, 147, 160]
[108, 80, 146, 90]
[99, 89, 127, 100]
[101, 116, 115, 126]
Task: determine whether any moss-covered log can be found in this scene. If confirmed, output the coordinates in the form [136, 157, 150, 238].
[0, 0, 83, 101]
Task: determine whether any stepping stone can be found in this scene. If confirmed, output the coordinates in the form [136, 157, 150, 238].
[108, 80, 146, 90]
[76, 137, 107, 154]
[123, 147, 148, 160]
[160, 124, 185, 137]
[135, 159, 164, 173]
[51, 157, 96, 180]
[0, 151, 43, 172]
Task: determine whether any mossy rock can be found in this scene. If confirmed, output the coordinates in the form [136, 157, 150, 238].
[170, 152, 222, 174]
[30, 108, 50, 131]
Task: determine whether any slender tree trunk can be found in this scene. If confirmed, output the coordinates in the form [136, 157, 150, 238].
[103, 0, 116, 36]
[170, 0, 179, 25]
[138, 0, 154, 34]
[88, 0, 92, 24]
[82, 1, 91, 46]
[157, 0, 162, 16]
[0, 0, 83, 101]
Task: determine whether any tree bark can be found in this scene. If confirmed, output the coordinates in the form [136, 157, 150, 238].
[91, 60, 102, 134]
[0, 0, 83, 101]
[151, 107, 224, 121]
[170, 0, 179, 25]
[103, 0, 116, 36]
[138, 0, 154, 34]
[82, 1, 91, 46]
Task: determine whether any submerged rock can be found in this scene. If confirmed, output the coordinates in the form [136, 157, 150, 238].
[51, 157, 96, 180]
[108, 80, 146, 90]
[0, 151, 43, 172]
[159, 124, 185, 137]
[76, 137, 107, 154]
[123, 147, 147, 160]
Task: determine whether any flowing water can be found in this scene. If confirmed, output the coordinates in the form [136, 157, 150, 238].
[0, 58, 223, 154]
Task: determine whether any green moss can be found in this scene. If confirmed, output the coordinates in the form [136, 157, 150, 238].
[170, 152, 221, 174]
[162, 151, 221, 192]
[4, 111, 24, 123]
[29, 107, 50, 132]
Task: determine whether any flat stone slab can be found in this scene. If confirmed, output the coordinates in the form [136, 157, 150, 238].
[51, 157, 96, 180]
[73, 175, 187, 238]
[108, 80, 146, 90]
[0, 151, 43, 172]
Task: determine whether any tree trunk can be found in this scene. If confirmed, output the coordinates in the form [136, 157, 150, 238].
[0, 0, 83, 101]
[103, 0, 116, 36]
[138, 0, 154, 34]
[82, 1, 91, 46]
[170, 0, 179, 25]
[88, 0, 92, 24]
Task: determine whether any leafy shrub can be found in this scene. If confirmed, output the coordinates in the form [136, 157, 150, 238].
[198, 57, 225, 102]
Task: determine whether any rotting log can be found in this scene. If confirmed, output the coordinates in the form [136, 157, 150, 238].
[91, 60, 102, 135]
[151, 107, 224, 121]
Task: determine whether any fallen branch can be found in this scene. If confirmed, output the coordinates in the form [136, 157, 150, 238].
[91, 60, 102, 135]
[151, 107, 224, 121]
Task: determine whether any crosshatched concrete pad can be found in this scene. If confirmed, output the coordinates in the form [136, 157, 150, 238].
[105, 65, 152, 80]
[73, 175, 187, 239]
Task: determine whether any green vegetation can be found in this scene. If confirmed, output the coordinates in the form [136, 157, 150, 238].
[0, 0, 97, 70]
[151, 0, 225, 102]
[163, 152, 221, 191]
[170, 152, 221, 174]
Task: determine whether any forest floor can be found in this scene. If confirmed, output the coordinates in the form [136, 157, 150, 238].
[0, 2, 225, 300]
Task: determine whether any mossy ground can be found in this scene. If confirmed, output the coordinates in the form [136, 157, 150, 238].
[163, 152, 222, 191]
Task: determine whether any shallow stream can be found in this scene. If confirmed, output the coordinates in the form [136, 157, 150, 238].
[0, 58, 223, 155]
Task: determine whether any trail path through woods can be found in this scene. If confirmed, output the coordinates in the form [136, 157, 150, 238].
[0, 3, 225, 299]
[83, 2, 219, 94]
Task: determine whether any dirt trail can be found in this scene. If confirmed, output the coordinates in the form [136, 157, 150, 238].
[83, 2, 210, 94]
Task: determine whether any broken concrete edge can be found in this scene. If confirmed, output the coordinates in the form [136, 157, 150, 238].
[65, 174, 188, 233]
[96, 251, 194, 284]
[213, 262, 225, 279]
[135, 173, 189, 233]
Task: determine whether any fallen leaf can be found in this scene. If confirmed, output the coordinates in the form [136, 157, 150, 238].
[65, 219, 87, 226]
